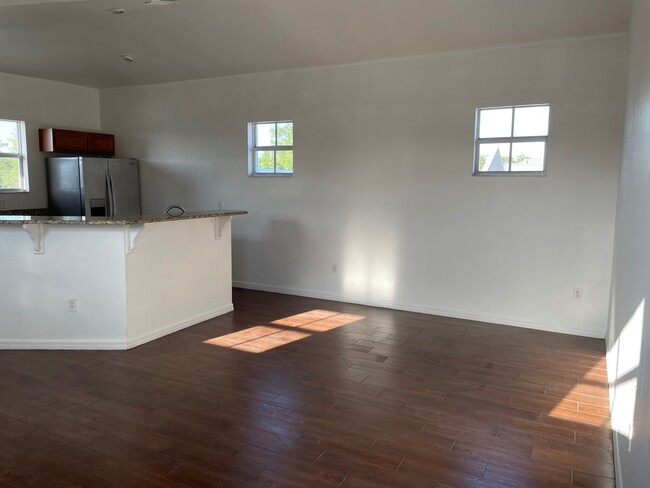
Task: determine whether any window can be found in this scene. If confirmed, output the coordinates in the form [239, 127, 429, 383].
[473, 104, 549, 175]
[0, 119, 28, 191]
[248, 120, 293, 176]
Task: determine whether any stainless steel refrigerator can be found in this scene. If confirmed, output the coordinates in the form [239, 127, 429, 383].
[46, 157, 141, 218]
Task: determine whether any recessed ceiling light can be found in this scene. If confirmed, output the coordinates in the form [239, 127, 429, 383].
[144, 0, 179, 6]
[112, 8, 126, 14]
[121, 54, 135, 63]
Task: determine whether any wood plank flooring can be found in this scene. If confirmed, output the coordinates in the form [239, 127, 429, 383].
[0, 288, 614, 487]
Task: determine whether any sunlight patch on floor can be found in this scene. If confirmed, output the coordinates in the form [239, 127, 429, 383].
[271, 309, 341, 327]
[547, 396, 611, 427]
[205, 326, 311, 353]
[546, 362, 612, 428]
[298, 313, 366, 332]
[204, 310, 366, 353]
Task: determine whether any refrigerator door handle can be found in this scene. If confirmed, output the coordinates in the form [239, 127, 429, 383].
[106, 172, 115, 217]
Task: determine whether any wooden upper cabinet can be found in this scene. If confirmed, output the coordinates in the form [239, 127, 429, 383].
[87, 132, 115, 155]
[39, 128, 115, 156]
[54, 129, 87, 153]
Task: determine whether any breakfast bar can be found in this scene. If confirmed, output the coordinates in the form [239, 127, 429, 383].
[0, 210, 247, 350]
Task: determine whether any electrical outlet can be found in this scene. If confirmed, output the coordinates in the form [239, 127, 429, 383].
[573, 288, 582, 301]
[67, 298, 77, 312]
[332, 264, 337, 273]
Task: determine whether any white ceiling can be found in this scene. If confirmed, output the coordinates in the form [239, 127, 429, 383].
[0, 0, 631, 89]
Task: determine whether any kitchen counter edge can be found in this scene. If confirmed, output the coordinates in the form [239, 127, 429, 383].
[0, 210, 248, 225]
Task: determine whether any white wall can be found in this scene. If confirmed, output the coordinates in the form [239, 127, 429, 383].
[100, 35, 626, 338]
[606, 0, 650, 486]
[0, 225, 128, 348]
[0, 72, 100, 210]
[126, 218, 233, 347]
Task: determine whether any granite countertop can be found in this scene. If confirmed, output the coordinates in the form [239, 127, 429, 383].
[0, 210, 248, 225]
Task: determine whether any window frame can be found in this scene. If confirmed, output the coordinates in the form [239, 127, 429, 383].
[0, 118, 29, 193]
[473, 104, 549, 177]
[247, 120, 294, 177]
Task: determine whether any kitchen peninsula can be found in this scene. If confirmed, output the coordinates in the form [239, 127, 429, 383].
[0, 210, 247, 350]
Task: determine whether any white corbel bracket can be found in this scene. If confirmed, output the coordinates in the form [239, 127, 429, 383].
[215, 216, 230, 240]
[22, 224, 45, 254]
[124, 224, 145, 254]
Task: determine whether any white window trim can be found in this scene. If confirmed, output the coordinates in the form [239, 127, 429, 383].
[247, 120, 294, 177]
[0, 119, 29, 193]
[473, 104, 549, 177]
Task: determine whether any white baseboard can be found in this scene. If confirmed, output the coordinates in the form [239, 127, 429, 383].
[0, 339, 127, 350]
[126, 303, 234, 349]
[0, 304, 234, 351]
[605, 337, 623, 488]
[611, 420, 624, 488]
[233, 281, 605, 339]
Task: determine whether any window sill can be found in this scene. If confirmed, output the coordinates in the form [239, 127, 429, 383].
[248, 173, 294, 178]
[0, 189, 29, 193]
[472, 171, 546, 177]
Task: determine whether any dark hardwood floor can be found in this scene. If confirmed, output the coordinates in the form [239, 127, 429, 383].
[0, 288, 614, 487]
